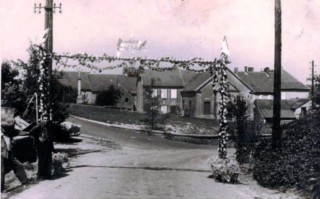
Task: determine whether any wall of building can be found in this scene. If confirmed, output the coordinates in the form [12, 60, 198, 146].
[181, 92, 197, 117]
[294, 100, 312, 119]
[116, 87, 136, 110]
[282, 91, 309, 99]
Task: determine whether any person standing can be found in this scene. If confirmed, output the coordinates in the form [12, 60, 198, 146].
[1, 127, 28, 192]
[29, 122, 54, 179]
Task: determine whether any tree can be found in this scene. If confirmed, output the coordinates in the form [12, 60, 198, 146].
[313, 75, 320, 108]
[10, 45, 70, 126]
[226, 95, 253, 164]
[95, 84, 121, 106]
[1, 61, 26, 113]
[143, 80, 162, 134]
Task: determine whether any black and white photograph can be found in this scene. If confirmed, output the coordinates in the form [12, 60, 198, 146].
[1, 0, 319, 198]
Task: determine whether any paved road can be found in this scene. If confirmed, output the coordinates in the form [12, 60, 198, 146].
[8, 117, 300, 199]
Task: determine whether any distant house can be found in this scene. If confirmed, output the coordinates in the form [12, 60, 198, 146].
[254, 98, 311, 124]
[59, 71, 137, 110]
[235, 67, 310, 100]
[180, 68, 252, 118]
[58, 71, 92, 103]
[88, 74, 137, 110]
[136, 68, 188, 114]
[235, 67, 310, 119]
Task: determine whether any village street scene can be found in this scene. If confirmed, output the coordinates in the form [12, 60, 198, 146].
[1, 0, 319, 199]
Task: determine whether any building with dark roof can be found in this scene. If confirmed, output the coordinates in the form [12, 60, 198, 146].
[179, 68, 251, 118]
[59, 71, 137, 110]
[254, 98, 311, 124]
[136, 68, 192, 113]
[235, 67, 310, 99]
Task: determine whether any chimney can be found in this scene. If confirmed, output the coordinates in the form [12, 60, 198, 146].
[76, 71, 83, 104]
[248, 67, 254, 72]
[234, 67, 238, 74]
[77, 71, 81, 96]
[264, 67, 270, 73]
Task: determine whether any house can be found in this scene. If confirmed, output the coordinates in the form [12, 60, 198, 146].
[254, 98, 312, 124]
[234, 67, 311, 119]
[136, 68, 188, 114]
[59, 71, 137, 110]
[235, 67, 310, 100]
[180, 69, 251, 118]
[88, 74, 137, 110]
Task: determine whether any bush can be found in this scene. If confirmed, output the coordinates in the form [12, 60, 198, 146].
[253, 111, 320, 197]
[95, 85, 121, 106]
[210, 156, 240, 183]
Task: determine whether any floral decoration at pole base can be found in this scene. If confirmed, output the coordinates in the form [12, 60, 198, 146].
[210, 156, 240, 183]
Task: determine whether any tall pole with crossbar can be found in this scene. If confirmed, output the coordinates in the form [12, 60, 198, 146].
[34, 0, 62, 123]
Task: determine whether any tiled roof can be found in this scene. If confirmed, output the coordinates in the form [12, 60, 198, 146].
[59, 71, 137, 93]
[89, 74, 137, 93]
[141, 68, 184, 88]
[255, 99, 310, 119]
[59, 71, 91, 91]
[180, 70, 198, 86]
[182, 72, 211, 92]
[237, 70, 309, 93]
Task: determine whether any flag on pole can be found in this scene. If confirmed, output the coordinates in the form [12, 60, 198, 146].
[221, 36, 230, 59]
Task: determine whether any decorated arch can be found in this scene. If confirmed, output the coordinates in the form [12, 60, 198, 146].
[34, 44, 231, 159]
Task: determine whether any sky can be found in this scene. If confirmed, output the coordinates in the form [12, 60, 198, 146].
[1, 0, 319, 83]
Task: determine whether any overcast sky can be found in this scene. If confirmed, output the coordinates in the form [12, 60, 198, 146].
[1, 0, 319, 83]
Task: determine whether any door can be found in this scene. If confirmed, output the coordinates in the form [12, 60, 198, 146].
[203, 101, 211, 115]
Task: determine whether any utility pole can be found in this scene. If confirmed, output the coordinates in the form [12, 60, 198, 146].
[272, 0, 282, 148]
[34, 0, 62, 122]
[33, 0, 62, 180]
[311, 60, 315, 109]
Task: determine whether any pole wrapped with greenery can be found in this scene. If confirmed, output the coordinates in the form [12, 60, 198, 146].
[211, 59, 230, 159]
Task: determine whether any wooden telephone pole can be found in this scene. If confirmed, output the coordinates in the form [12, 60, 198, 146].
[311, 60, 315, 108]
[34, 0, 62, 122]
[272, 0, 282, 148]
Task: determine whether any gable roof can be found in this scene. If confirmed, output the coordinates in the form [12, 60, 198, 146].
[59, 71, 137, 93]
[141, 68, 184, 88]
[237, 70, 309, 93]
[181, 68, 245, 92]
[59, 71, 91, 91]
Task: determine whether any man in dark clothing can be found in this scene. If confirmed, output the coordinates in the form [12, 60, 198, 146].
[1, 127, 28, 191]
[29, 122, 54, 179]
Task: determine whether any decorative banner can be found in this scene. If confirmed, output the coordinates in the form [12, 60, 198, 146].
[116, 37, 147, 57]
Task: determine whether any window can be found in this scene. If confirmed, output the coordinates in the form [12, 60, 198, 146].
[170, 89, 177, 99]
[161, 89, 167, 99]
[125, 98, 129, 102]
[301, 107, 307, 116]
[152, 89, 158, 97]
[161, 106, 168, 113]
